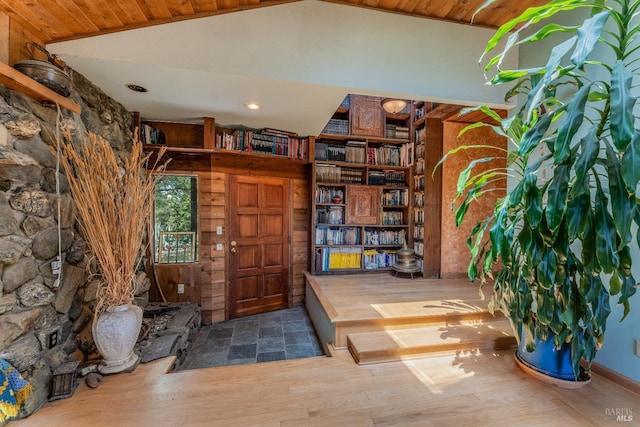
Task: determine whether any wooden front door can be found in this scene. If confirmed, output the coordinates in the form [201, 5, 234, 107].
[228, 175, 290, 318]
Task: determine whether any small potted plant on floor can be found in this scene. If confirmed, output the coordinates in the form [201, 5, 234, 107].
[445, 0, 639, 386]
[60, 131, 167, 374]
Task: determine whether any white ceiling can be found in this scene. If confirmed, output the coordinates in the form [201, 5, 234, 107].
[48, 0, 516, 136]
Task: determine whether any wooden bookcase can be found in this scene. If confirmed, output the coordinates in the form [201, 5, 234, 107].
[311, 95, 413, 275]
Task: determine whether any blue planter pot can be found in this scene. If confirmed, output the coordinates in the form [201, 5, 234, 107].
[514, 330, 591, 388]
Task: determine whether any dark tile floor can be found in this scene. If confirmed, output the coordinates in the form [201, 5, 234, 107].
[175, 305, 325, 371]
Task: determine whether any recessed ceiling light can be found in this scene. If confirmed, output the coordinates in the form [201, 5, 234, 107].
[126, 83, 148, 93]
[245, 102, 261, 110]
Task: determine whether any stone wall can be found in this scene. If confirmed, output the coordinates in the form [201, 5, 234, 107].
[0, 70, 146, 419]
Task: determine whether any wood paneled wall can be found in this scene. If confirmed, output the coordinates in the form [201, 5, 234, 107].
[1, 12, 46, 66]
[440, 122, 506, 277]
[292, 178, 310, 306]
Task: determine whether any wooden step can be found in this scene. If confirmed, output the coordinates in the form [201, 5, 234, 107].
[347, 318, 517, 364]
[333, 307, 501, 348]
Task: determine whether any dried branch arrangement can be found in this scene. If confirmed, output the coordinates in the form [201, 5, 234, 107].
[60, 132, 167, 317]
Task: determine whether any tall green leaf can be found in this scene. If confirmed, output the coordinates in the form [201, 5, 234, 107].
[546, 165, 570, 231]
[567, 193, 591, 239]
[610, 60, 635, 150]
[594, 183, 620, 273]
[554, 84, 591, 163]
[621, 132, 640, 191]
[523, 174, 543, 228]
[519, 111, 554, 157]
[569, 128, 599, 198]
[571, 10, 611, 67]
[606, 143, 634, 247]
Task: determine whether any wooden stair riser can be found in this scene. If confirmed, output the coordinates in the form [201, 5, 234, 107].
[348, 335, 517, 364]
[334, 310, 506, 348]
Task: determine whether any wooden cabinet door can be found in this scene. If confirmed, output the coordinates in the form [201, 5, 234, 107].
[228, 175, 290, 318]
[350, 95, 384, 138]
[346, 185, 380, 225]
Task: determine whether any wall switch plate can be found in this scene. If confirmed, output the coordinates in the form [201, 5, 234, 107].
[177, 283, 185, 294]
[216, 243, 223, 251]
[636, 339, 640, 357]
[216, 226, 223, 235]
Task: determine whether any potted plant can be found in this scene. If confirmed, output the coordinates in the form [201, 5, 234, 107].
[60, 131, 167, 374]
[444, 0, 639, 386]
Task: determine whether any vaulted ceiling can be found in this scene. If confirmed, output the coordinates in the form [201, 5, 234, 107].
[1, 0, 546, 134]
[1, 0, 548, 42]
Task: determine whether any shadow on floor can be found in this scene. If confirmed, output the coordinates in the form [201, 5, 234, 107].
[175, 306, 325, 371]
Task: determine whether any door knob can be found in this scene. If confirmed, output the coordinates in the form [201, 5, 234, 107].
[230, 247, 237, 253]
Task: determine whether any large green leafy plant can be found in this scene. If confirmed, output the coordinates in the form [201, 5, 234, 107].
[449, 0, 639, 379]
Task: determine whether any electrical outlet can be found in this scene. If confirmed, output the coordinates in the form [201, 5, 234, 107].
[48, 331, 58, 349]
[216, 243, 223, 251]
[177, 283, 185, 294]
[216, 226, 223, 235]
[636, 339, 640, 357]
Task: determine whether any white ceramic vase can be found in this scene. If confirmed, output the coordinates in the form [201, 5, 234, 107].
[92, 303, 143, 374]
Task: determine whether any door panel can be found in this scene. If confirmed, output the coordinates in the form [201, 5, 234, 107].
[264, 244, 283, 267]
[236, 276, 259, 301]
[229, 175, 290, 318]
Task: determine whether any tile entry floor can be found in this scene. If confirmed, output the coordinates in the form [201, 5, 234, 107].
[175, 306, 325, 371]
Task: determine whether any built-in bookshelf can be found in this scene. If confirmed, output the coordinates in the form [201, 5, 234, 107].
[311, 95, 413, 274]
[412, 101, 427, 273]
[215, 126, 309, 160]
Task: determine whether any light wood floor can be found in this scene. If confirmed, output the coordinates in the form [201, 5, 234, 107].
[11, 274, 640, 426]
[11, 348, 639, 426]
[307, 273, 484, 322]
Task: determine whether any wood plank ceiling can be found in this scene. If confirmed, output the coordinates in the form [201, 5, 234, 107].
[0, 0, 549, 44]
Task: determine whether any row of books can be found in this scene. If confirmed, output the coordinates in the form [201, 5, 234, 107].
[315, 247, 362, 271]
[367, 143, 414, 167]
[368, 170, 407, 186]
[382, 189, 408, 206]
[316, 142, 413, 167]
[414, 208, 425, 224]
[416, 140, 426, 159]
[315, 206, 344, 224]
[415, 158, 425, 175]
[315, 226, 360, 245]
[414, 225, 424, 240]
[415, 127, 426, 144]
[414, 241, 424, 257]
[382, 211, 404, 225]
[315, 186, 344, 204]
[414, 191, 425, 208]
[215, 129, 308, 159]
[322, 118, 349, 135]
[316, 164, 365, 184]
[141, 124, 166, 145]
[385, 125, 410, 140]
[364, 249, 398, 269]
[363, 228, 406, 245]
[414, 176, 425, 191]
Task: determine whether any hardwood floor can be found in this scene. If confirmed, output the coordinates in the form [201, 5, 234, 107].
[11, 273, 639, 426]
[11, 348, 639, 426]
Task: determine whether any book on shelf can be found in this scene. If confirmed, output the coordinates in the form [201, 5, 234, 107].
[367, 143, 413, 167]
[321, 118, 349, 135]
[315, 226, 360, 245]
[364, 228, 406, 245]
[315, 247, 362, 271]
[315, 206, 344, 225]
[363, 249, 397, 269]
[345, 141, 366, 164]
[382, 189, 408, 206]
[315, 186, 344, 204]
[215, 128, 308, 159]
[141, 124, 165, 145]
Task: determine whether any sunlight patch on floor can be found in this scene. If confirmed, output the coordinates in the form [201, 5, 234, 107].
[370, 299, 484, 319]
[401, 352, 476, 394]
